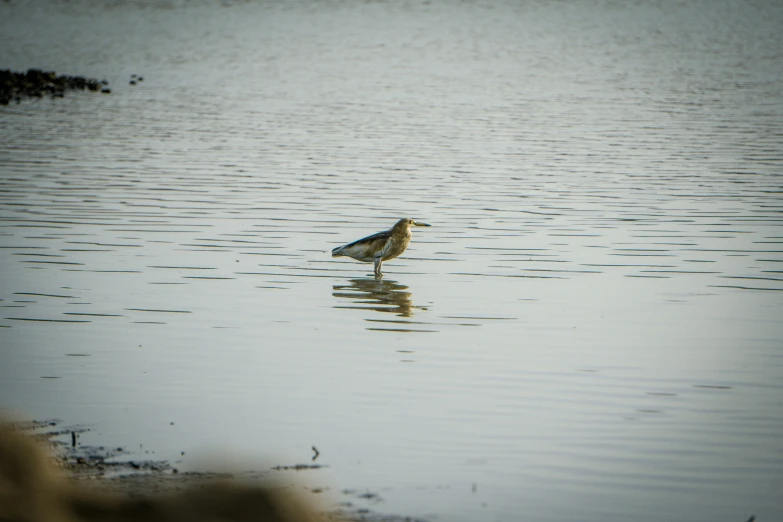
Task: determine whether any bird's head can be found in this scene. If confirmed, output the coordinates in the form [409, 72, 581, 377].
[396, 218, 431, 230]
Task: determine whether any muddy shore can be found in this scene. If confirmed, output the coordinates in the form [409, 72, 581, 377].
[0, 69, 110, 105]
[13, 419, 423, 522]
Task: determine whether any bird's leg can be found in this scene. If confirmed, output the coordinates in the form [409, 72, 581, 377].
[373, 256, 383, 279]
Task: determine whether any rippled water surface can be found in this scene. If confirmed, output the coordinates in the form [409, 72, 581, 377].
[1, 0, 782, 520]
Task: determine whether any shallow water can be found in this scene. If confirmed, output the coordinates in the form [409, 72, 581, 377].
[1, 0, 782, 520]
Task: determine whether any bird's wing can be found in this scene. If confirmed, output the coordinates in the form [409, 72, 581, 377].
[334, 230, 392, 261]
[341, 229, 392, 250]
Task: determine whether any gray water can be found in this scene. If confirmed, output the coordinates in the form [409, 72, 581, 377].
[1, 0, 782, 520]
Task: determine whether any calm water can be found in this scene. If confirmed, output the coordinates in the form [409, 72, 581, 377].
[1, 0, 782, 520]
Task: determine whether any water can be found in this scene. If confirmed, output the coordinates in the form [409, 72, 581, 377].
[1, 0, 782, 520]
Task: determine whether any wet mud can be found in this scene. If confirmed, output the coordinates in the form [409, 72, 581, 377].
[0, 69, 109, 105]
[1, 419, 423, 522]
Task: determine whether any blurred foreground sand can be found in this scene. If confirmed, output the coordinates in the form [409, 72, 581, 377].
[0, 420, 339, 522]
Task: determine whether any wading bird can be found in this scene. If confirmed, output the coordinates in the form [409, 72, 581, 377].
[331, 218, 430, 278]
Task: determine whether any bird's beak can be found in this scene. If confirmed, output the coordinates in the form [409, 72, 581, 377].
[412, 221, 431, 227]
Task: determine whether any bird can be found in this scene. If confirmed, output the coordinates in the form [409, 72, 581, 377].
[331, 218, 430, 278]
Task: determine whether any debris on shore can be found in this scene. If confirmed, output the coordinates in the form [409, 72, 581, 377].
[0, 68, 110, 105]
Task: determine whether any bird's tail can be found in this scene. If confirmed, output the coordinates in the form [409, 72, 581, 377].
[331, 246, 344, 257]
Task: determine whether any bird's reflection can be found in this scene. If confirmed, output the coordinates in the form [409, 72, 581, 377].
[332, 278, 420, 317]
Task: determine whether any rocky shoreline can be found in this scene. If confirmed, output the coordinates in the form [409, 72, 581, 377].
[0, 69, 110, 105]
